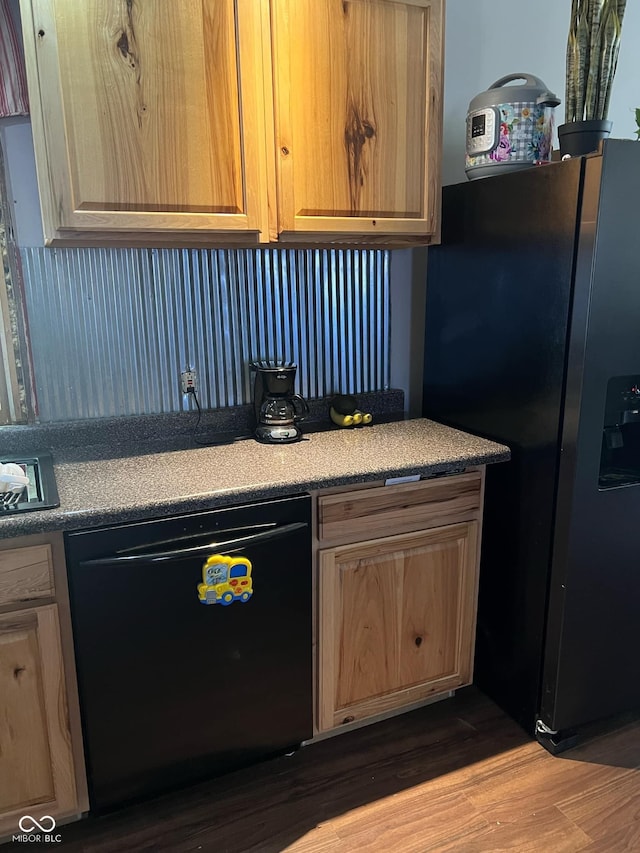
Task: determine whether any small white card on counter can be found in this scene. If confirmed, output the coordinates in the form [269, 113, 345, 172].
[384, 474, 421, 486]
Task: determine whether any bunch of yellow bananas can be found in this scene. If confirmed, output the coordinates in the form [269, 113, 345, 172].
[329, 394, 373, 428]
[329, 407, 373, 427]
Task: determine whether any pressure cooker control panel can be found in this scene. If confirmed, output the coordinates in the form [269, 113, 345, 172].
[466, 107, 500, 155]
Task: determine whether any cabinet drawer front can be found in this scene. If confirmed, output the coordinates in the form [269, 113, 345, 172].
[317, 472, 482, 542]
[0, 545, 54, 607]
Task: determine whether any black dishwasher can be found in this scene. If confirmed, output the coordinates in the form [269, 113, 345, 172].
[64, 493, 312, 813]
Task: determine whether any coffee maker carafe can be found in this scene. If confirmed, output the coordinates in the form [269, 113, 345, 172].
[250, 361, 309, 444]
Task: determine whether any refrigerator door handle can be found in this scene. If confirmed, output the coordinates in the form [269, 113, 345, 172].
[79, 522, 309, 566]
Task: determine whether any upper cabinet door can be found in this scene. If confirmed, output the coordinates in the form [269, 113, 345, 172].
[21, 0, 273, 245]
[271, 0, 444, 244]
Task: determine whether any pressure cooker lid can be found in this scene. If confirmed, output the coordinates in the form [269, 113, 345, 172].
[469, 73, 560, 111]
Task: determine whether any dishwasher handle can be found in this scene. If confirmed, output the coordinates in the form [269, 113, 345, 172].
[79, 521, 309, 566]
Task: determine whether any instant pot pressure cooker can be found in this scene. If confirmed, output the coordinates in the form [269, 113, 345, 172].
[465, 73, 560, 180]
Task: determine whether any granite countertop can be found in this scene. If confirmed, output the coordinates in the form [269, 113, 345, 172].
[0, 417, 510, 539]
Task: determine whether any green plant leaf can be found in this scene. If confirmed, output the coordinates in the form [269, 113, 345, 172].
[565, 0, 581, 120]
[597, 0, 621, 120]
[565, 0, 624, 122]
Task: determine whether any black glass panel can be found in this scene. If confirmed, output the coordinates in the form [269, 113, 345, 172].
[599, 375, 640, 489]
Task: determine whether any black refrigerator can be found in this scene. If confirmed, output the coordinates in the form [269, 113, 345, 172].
[422, 139, 640, 752]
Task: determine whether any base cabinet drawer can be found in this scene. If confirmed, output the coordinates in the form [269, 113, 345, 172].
[0, 544, 54, 607]
[317, 472, 482, 542]
[0, 605, 80, 838]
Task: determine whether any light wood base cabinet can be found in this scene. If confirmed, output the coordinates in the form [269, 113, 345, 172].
[0, 535, 87, 840]
[316, 471, 483, 733]
[0, 606, 77, 836]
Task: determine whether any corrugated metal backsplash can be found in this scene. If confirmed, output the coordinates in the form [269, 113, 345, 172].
[20, 248, 390, 422]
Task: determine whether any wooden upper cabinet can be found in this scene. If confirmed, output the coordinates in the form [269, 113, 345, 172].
[21, 0, 444, 247]
[271, 0, 443, 243]
[21, 0, 273, 245]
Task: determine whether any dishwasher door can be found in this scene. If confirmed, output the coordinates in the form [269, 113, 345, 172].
[65, 494, 312, 813]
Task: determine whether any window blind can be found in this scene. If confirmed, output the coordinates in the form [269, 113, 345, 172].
[0, 3, 29, 117]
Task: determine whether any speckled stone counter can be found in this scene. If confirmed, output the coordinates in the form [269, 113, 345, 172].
[0, 418, 510, 539]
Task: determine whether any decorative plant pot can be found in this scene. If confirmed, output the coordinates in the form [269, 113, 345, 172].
[558, 120, 613, 158]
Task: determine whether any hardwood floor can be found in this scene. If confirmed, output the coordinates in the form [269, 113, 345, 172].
[21, 687, 640, 852]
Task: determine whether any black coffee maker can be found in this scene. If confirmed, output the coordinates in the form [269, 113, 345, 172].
[250, 361, 309, 444]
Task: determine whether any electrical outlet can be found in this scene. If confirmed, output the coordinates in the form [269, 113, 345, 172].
[181, 370, 196, 394]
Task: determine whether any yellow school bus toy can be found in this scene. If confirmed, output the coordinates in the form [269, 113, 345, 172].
[197, 554, 253, 606]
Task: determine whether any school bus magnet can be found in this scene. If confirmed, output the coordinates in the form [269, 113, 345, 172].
[197, 554, 253, 605]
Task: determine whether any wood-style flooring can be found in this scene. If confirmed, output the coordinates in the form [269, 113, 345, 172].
[25, 687, 640, 852]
